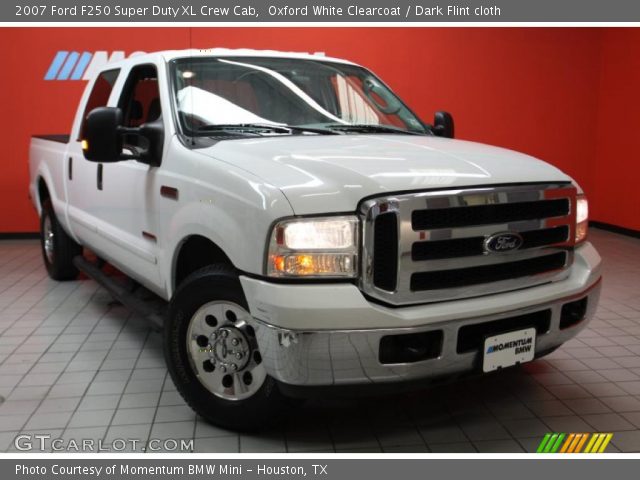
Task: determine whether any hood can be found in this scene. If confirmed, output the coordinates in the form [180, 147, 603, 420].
[196, 134, 571, 215]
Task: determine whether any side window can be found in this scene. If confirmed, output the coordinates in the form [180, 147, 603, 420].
[118, 64, 161, 128]
[78, 69, 120, 140]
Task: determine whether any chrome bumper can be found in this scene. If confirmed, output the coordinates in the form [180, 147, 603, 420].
[247, 279, 601, 387]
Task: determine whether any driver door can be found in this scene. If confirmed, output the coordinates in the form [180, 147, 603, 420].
[82, 64, 164, 292]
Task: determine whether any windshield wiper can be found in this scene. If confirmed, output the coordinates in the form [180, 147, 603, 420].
[195, 123, 338, 135]
[322, 123, 424, 135]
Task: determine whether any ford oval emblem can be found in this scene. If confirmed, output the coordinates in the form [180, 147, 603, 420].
[484, 232, 523, 253]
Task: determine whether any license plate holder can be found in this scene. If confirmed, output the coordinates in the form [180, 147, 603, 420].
[483, 327, 536, 373]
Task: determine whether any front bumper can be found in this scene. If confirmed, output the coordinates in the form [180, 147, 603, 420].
[240, 242, 602, 387]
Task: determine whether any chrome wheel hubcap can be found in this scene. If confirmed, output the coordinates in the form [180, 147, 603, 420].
[186, 301, 266, 401]
[43, 216, 54, 264]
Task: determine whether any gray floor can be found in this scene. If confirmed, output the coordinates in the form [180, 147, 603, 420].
[0, 228, 639, 453]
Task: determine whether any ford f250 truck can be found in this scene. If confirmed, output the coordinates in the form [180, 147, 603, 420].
[29, 48, 602, 430]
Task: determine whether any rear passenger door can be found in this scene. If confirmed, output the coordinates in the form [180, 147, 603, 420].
[66, 68, 120, 248]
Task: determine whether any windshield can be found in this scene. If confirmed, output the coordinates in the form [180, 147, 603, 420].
[170, 56, 429, 136]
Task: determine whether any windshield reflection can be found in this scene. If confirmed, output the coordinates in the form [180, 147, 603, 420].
[171, 56, 428, 136]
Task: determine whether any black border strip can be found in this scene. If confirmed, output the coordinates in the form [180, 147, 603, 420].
[0, 232, 39, 240]
[32, 134, 70, 144]
[590, 221, 640, 239]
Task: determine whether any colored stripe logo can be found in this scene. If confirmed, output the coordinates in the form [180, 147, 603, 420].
[537, 433, 613, 453]
[44, 51, 90, 80]
[44, 51, 144, 81]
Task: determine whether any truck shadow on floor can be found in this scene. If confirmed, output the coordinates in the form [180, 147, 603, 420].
[72, 289, 569, 453]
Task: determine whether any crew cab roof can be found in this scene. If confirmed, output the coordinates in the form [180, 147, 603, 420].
[102, 48, 358, 72]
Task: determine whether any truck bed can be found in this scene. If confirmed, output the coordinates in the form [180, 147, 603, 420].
[28, 134, 72, 216]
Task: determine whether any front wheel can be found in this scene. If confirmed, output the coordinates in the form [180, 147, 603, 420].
[164, 265, 292, 431]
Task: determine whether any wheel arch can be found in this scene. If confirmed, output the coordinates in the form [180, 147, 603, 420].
[172, 235, 236, 294]
[33, 162, 61, 217]
[37, 176, 51, 211]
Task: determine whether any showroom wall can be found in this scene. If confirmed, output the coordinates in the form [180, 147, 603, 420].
[0, 27, 637, 233]
[593, 29, 640, 232]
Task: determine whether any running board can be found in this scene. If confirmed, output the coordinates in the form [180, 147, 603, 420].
[73, 256, 166, 332]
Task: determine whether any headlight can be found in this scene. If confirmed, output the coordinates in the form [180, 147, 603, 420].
[267, 216, 359, 278]
[575, 194, 588, 243]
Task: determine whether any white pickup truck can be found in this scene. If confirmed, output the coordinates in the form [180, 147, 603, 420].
[29, 48, 602, 430]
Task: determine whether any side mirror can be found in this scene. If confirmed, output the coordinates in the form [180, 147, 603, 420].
[82, 107, 124, 162]
[82, 107, 164, 166]
[137, 118, 164, 167]
[432, 111, 455, 139]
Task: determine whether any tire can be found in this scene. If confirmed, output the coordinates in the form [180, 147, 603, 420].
[164, 264, 292, 431]
[40, 199, 82, 281]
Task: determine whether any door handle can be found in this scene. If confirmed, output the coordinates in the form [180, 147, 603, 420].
[97, 164, 103, 191]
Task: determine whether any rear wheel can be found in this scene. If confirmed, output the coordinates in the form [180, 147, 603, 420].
[164, 264, 291, 431]
[40, 199, 82, 280]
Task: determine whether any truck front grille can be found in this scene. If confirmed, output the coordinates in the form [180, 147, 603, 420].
[410, 252, 568, 291]
[411, 198, 569, 230]
[361, 184, 577, 305]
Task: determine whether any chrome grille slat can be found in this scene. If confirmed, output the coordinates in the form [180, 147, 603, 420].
[416, 219, 557, 239]
[394, 255, 574, 302]
[411, 198, 570, 230]
[360, 184, 577, 305]
[410, 251, 569, 291]
[411, 226, 570, 261]
[405, 246, 570, 271]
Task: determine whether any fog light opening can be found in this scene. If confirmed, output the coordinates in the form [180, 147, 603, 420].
[560, 297, 588, 330]
[379, 331, 443, 364]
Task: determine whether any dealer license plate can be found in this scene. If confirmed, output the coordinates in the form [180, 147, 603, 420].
[482, 328, 536, 373]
